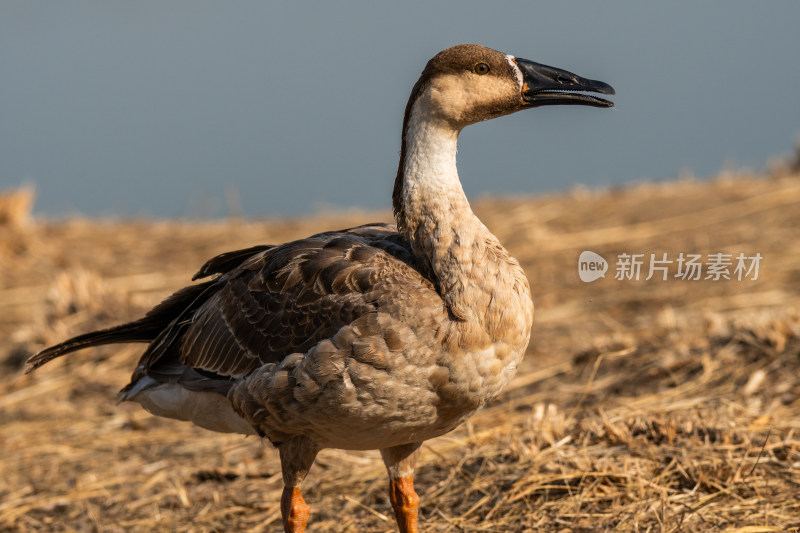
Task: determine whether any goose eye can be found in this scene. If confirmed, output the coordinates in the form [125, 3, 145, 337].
[473, 62, 490, 75]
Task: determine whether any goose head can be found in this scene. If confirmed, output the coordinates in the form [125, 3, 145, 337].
[393, 44, 614, 235]
[410, 43, 615, 129]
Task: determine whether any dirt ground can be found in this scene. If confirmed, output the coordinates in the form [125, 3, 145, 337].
[1, 171, 799, 532]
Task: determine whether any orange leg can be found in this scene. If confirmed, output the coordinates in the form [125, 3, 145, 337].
[381, 443, 422, 533]
[278, 437, 319, 533]
[281, 486, 310, 533]
[389, 475, 419, 533]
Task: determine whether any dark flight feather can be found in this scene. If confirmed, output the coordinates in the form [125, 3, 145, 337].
[27, 223, 438, 399]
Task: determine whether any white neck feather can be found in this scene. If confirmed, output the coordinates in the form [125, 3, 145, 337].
[402, 98, 463, 202]
[395, 80, 532, 341]
[399, 94, 490, 321]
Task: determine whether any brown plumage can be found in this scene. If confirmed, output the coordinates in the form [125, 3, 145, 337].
[27, 44, 614, 532]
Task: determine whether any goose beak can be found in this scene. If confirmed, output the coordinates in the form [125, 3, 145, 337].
[516, 57, 615, 108]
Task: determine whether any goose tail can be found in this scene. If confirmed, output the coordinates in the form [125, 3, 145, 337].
[25, 280, 216, 373]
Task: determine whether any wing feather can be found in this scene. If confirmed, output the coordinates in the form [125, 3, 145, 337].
[136, 224, 439, 390]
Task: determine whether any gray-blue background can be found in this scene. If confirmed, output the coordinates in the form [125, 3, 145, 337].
[3, 1, 799, 218]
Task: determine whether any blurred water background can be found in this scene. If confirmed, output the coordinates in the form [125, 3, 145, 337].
[2, 1, 799, 218]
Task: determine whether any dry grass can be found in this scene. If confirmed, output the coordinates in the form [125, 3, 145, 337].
[1, 172, 800, 532]
[0, 187, 35, 229]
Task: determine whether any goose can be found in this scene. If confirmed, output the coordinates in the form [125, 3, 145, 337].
[27, 44, 614, 532]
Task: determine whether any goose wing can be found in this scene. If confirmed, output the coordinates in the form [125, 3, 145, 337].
[132, 223, 439, 392]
